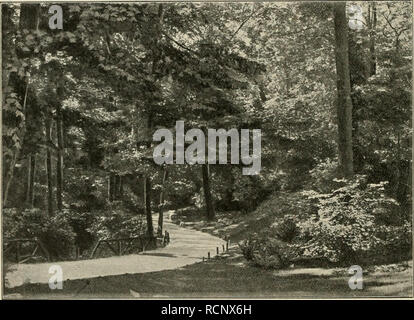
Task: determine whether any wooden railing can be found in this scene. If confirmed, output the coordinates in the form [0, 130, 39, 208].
[4, 231, 170, 263]
[89, 231, 170, 259]
[4, 238, 50, 263]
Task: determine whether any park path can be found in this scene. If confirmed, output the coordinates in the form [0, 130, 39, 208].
[5, 211, 226, 288]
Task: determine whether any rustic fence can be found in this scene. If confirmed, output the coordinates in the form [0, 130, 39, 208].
[4, 230, 170, 263]
[4, 238, 50, 263]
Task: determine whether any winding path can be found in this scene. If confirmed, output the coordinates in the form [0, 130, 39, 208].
[5, 211, 226, 288]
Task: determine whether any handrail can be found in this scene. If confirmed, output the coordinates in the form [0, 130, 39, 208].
[4, 237, 50, 263]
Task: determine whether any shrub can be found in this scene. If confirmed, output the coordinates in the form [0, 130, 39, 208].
[294, 176, 410, 265]
[239, 233, 291, 269]
[307, 158, 339, 193]
[3, 208, 76, 260]
[272, 216, 298, 242]
[241, 175, 411, 268]
[89, 209, 147, 240]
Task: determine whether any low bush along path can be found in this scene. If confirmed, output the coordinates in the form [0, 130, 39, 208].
[5, 210, 227, 288]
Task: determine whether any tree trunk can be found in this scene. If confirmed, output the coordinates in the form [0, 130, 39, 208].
[3, 74, 29, 207]
[365, 3, 377, 78]
[24, 156, 31, 204]
[114, 175, 121, 199]
[56, 101, 64, 211]
[3, 81, 28, 207]
[3, 82, 29, 207]
[3, 4, 39, 207]
[333, 3, 354, 178]
[143, 3, 164, 239]
[109, 173, 116, 202]
[157, 167, 168, 236]
[202, 164, 215, 220]
[19, 4, 40, 30]
[45, 116, 54, 216]
[25, 154, 36, 207]
[3, 151, 19, 208]
[369, 3, 377, 76]
[118, 175, 123, 198]
[144, 176, 154, 238]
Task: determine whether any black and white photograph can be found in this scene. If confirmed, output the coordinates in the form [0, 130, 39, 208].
[1, 1, 413, 300]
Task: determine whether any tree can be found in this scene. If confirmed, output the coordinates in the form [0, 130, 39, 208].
[333, 2, 354, 178]
[2, 3, 40, 206]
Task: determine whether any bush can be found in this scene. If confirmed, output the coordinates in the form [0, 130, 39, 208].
[240, 175, 411, 268]
[3, 208, 76, 260]
[239, 233, 291, 269]
[293, 176, 411, 265]
[307, 158, 339, 193]
[89, 209, 147, 240]
[272, 217, 298, 242]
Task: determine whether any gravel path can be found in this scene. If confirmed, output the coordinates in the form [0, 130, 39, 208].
[5, 211, 226, 288]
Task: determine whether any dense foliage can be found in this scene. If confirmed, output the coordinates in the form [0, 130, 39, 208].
[2, 2, 412, 266]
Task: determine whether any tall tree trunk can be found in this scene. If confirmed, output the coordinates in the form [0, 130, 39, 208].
[202, 164, 215, 220]
[19, 4, 40, 30]
[333, 3, 354, 178]
[143, 114, 154, 237]
[143, 3, 164, 239]
[25, 154, 36, 207]
[3, 151, 19, 207]
[3, 4, 39, 207]
[118, 175, 123, 198]
[56, 101, 64, 211]
[157, 167, 168, 236]
[369, 3, 377, 76]
[366, 3, 377, 78]
[114, 175, 121, 199]
[2, 5, 14, 94]
[45, 116, 54, 216]
[25, 156, 31, 203]
[144, 176, 154, 238]
[108, 173, 116, 202]
[107, 175, 111, 201]
[3, 81, 29, 207]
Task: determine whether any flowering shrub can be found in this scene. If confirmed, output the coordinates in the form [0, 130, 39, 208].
[293, 176, 411, 264]
[241, 175, 411, 268]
